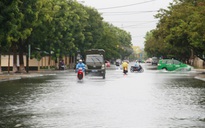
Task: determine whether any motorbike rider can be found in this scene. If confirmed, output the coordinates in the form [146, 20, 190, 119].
[76, 59, 85, 72]
[134, 60, 142, 71]
[134, 60, 140, 68]
[122, 60, 129, 74]
[59, 59, 65, 70]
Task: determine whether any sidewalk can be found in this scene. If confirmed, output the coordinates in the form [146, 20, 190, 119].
[193, 69, 205, 81]
[0, 70, 63, 82]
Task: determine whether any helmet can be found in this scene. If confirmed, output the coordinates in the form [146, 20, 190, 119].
[79, 59, 82, 63]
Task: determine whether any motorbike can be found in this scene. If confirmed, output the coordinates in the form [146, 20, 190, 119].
[130, 65, 144, 73]
[59, 65, 65, 70]
[77, 67, 84, 80]
[123, 67, 128, 75]
[59, 60, 65, 70]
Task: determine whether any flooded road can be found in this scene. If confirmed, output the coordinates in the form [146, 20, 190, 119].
[0, 64, 205, 128]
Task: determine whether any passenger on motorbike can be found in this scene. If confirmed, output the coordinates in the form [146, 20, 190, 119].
[76, 59, 85, 72]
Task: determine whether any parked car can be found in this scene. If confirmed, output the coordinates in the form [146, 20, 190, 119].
[157, 59, 192, 71]
[115, 59, 122, 66]
[137, 59, 145, 63]
[151, 57, 159, 65]
[115, 61, 120, 66]
[145, 58, 152, 63]
[105, 60, 110, 67]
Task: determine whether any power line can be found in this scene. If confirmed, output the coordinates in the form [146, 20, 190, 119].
[124, 26, 156, 29]
[97, 0, 157, 10]
[102, 10, 158, 14]
[105, 20, 158, 23]
[132, 35, 145, 37]
[101, 10, 158, 16]
[122, 21, 157, 28]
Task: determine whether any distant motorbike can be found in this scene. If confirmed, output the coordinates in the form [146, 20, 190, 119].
[77, 67, 84, 80]
[123, 67, 128, 75]
[59, 65, 65, 70]
[130, 65, 144, 73]
[59, 60, 65, 70]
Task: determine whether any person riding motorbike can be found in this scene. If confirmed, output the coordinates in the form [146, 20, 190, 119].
[122, 60, 129, 74]
[134, 61, 140, 68]
[76, 59, 85, 72]
[131, 60, 142, 72]
[59, 59, 65, 70]
[134, 60, 141, 70]
[76, 59, 85, 80]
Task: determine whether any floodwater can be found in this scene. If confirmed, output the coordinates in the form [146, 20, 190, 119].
[0, 63, 205, 128]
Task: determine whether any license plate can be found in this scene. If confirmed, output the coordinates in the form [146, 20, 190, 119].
[92, 70, 97, 72]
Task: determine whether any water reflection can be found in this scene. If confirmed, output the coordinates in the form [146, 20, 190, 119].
[0, 70, 205, 128]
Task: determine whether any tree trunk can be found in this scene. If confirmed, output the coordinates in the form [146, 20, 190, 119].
[48, 54, 51, 70]
[38, 60, 40, 71]
[13, 46, 18, 73]
[0, 53, 2, 73]
[55, 57, 58, 69]
[8, 53, 10, 73]
[19, 49, 26, 73]
[18, 39, 26, 73]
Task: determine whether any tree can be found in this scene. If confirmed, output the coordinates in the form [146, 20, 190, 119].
[93, 22, 120, 60]
[145, 0, 205, 62]
[0, 0, 135, 72]
[78, 6, 104, 54]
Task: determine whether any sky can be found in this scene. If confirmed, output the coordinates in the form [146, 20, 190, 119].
[81, 0, 174, 48]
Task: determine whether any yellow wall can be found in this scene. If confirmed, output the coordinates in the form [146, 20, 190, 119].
[1, 55, 64, 67]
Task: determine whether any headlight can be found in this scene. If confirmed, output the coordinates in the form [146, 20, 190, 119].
[101, 64, 105, 69]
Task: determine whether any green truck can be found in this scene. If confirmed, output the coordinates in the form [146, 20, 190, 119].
[84, 49, 106, 79]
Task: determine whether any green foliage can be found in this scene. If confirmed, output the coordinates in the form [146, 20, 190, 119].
[0, 0, 133, 66]
[145, 0, 205, 61]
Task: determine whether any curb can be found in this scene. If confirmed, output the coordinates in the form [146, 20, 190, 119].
[195, 76, 205, 81]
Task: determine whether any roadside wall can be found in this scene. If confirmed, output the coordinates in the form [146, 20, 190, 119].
[1, 55, 75, 70]
[193, 56, 205, 68]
